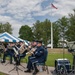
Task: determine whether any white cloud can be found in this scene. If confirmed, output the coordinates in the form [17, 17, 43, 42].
[34, 0, 75, 17]
[0, 0, 75, 37]
[0, 0, 44, 37]
[51, 0, 75, 17]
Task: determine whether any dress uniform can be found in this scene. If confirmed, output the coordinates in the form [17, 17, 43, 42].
[1, 43, 14, 64]
[25, 40, 45, 74]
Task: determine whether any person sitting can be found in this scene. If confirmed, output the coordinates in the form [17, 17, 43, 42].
[0, 43, 5, 57]
[26, 40, 37, 56]
[25, 40, 45, 75]
[1, 43, 14, 64]
[13, 41, 28, 65]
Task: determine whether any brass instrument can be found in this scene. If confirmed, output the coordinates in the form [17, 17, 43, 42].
[0, 43, 6, 52]
[8, 43, 19, 56]
[19, 42, 26, 54]
[7, 45, 13, 49]
[13, 47, 19, 55]
[26, 47, 37, 55]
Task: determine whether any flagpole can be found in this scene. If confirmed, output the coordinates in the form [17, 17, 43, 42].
[50, 2, 53, 49]
[50, 3, 57, 49]
[51, 21, 53, 49]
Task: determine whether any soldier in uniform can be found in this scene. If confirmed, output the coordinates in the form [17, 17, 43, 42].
[25, 40, 45, 75]
[1, 43, 14, 64]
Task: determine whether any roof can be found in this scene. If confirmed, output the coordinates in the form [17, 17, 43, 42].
[0, 32, 20, 42]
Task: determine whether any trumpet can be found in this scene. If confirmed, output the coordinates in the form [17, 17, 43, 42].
[26, 47, 37, 55]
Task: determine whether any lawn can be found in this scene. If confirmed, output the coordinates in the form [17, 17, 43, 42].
[0, 72, 8, 75]
[46, 53, 73, 67]
[21, 52, 73, 67]
[5, 48, 73, 67]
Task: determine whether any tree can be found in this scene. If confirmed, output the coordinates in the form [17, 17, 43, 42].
[32, 20, 42, 40]
[53, 22, 60, 47]
[66, 9, 75, 41]
[0, 22, 12, 34]
[0, 23, 3, 33]
[55, 16, 69, 40]
[32, 19, 60, 47]
[32, 19, 51, 45]
[19, 25, 34, 41]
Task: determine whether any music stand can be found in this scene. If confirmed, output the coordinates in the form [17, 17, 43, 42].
[9, 47, 23, 75]
[9, 56, 23, 75]
[67, 41, 75, 73]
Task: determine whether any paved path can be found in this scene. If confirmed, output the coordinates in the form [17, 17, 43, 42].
[0, 61, 55, 75]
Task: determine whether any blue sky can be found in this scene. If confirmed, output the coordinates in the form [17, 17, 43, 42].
[0, 0, 75, 37]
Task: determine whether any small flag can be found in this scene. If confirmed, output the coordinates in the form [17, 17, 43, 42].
[51, 3, 58, 9]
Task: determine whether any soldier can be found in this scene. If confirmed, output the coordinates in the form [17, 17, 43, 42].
[1, 43, 14, 64]
[25, 40, 45, 75]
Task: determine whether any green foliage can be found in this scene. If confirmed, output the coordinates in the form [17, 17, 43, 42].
[18, 9, 75, 47]
[32, 19, 51, 45]
[19, 25, 34, 41]
[53, 22, 60, 47]
[54, 9, 75, 42]
[0, 22, 12, 34]
[66, 10, 75, 41]
[55, 16, 69, 38]
[32, 19, 59, 47]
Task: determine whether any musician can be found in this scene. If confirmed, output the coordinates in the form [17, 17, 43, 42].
[1, 43, 14, 64]
[25, 40, 45, 74]
[0, 43, 5, 56]
[14, 41, 28, 65]
[26, 40, 37, 56]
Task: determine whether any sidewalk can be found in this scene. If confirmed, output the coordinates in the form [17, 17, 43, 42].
[0, 61, 55, 75]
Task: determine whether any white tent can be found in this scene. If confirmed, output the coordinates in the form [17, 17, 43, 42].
[0, 32, 20, 42]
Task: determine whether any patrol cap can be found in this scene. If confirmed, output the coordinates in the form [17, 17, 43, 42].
[32, 40, 38, 42]
[19, 41, 23, 43]
[37, 40, 42, 44]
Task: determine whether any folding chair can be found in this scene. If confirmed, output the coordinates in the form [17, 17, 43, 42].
[32, 49, 49, 75]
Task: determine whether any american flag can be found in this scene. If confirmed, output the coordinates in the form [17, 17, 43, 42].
[51, 3, 58, 9]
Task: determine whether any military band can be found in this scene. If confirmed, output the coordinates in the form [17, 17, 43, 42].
[0, 40, 48, 75]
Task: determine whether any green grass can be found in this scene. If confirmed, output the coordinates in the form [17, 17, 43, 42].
[6, 53, 73, 67]
[46, 53, 73, 67]
[0, 72, 8, 75]
[20, 53, 73, 67]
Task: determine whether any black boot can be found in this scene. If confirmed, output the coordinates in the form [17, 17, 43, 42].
[24, 69, 31, 73]
[1, 61, 5, 63]
[33, 69, 39, 75]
